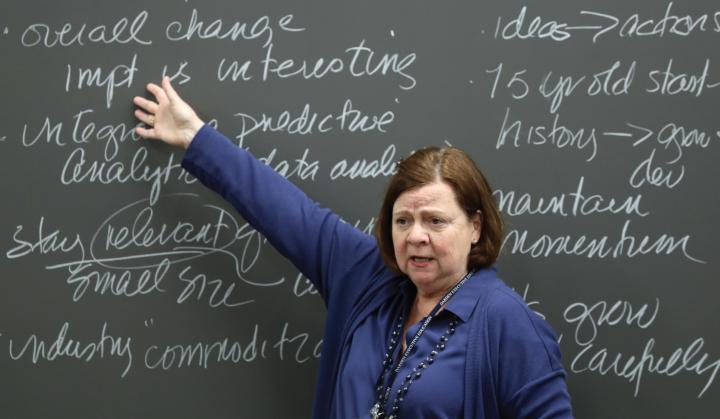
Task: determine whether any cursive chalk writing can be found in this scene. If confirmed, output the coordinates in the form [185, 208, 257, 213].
[61, 258, 169, 302]
[571, 336, 719, 398]
[64, 54, 139, 108]
[291, 272, 318, 298]
[629, 149, 685, 189]
[647, 58, 720, 97]
[504, 219, 704, 263]
[329, 144, 397, 180]
[496, 107, 598, 162]
[7, 321, 133, 378]
[143, 322, 320, 370]
[177, 265, 254, 308]
[233, 99, 395, 143]
[495, 176, 649, 217]
[60, 146, 181, 205]
[565, 298, 660, 346]
[21, 11, 151, 47]
[494, 3, 720, 43]
[22, 108, 141, 160]
[165, 10, 304, 48]
[261, 39, 416, 89]
[6, 217, 85, 261]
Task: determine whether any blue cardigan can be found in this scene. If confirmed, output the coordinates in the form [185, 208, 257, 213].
[181, 125, 573, 418]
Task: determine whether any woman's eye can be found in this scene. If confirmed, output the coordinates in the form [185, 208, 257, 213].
[430, 217, 444, 225]
[395, 218, 407, 226]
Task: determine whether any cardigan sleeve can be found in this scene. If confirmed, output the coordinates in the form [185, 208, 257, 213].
[180, 125, 382, 305]
[486, 289, 574, 418]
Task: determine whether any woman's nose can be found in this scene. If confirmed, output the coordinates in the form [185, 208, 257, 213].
[407, 223, 429, 245]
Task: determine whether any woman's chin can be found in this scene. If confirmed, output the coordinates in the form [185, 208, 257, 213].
[406, 270, 440, 287]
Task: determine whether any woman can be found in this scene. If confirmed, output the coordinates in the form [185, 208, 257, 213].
[133, 77, 573, 418]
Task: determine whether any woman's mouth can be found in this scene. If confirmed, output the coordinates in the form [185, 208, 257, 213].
[410, 256, 434, 267]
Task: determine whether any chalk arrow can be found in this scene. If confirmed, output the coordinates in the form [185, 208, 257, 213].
[603, 123, 653, 147]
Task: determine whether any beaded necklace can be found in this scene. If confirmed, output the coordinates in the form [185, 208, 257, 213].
[370, 271, 472, 419]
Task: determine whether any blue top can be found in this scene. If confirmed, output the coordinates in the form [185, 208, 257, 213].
[181, 125, 574, 419]
[343, 274, 482, 418]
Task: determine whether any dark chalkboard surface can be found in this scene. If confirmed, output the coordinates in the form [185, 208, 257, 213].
[1, 0, 719, 417]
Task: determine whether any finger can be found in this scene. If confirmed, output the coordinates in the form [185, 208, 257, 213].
[146, 82, 169, 105]
[134, 125, 157, 140]
[162, 76, 182, 103]
[134, 109, 155, 127]
[133, 96, 159, 114]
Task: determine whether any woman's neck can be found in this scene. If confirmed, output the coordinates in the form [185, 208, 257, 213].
[412, 271, 468, 316]
[403, 286, 454, 351]
[408, 281, 457, 323]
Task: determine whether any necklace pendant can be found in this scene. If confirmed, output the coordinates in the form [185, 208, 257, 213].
[370, 403, 383, 419]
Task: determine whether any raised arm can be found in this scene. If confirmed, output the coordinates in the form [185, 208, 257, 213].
[133, 78, 383, 304]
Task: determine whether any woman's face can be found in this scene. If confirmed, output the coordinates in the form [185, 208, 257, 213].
[391, 181, 481, 296]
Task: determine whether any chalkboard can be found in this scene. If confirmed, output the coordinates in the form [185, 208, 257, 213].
[2, 0, 719, 418]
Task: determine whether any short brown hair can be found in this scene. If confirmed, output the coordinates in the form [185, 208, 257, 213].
[375, 147, 503, 272]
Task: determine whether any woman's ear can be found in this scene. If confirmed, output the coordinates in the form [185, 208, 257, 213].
[471, 210, 482, 244]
